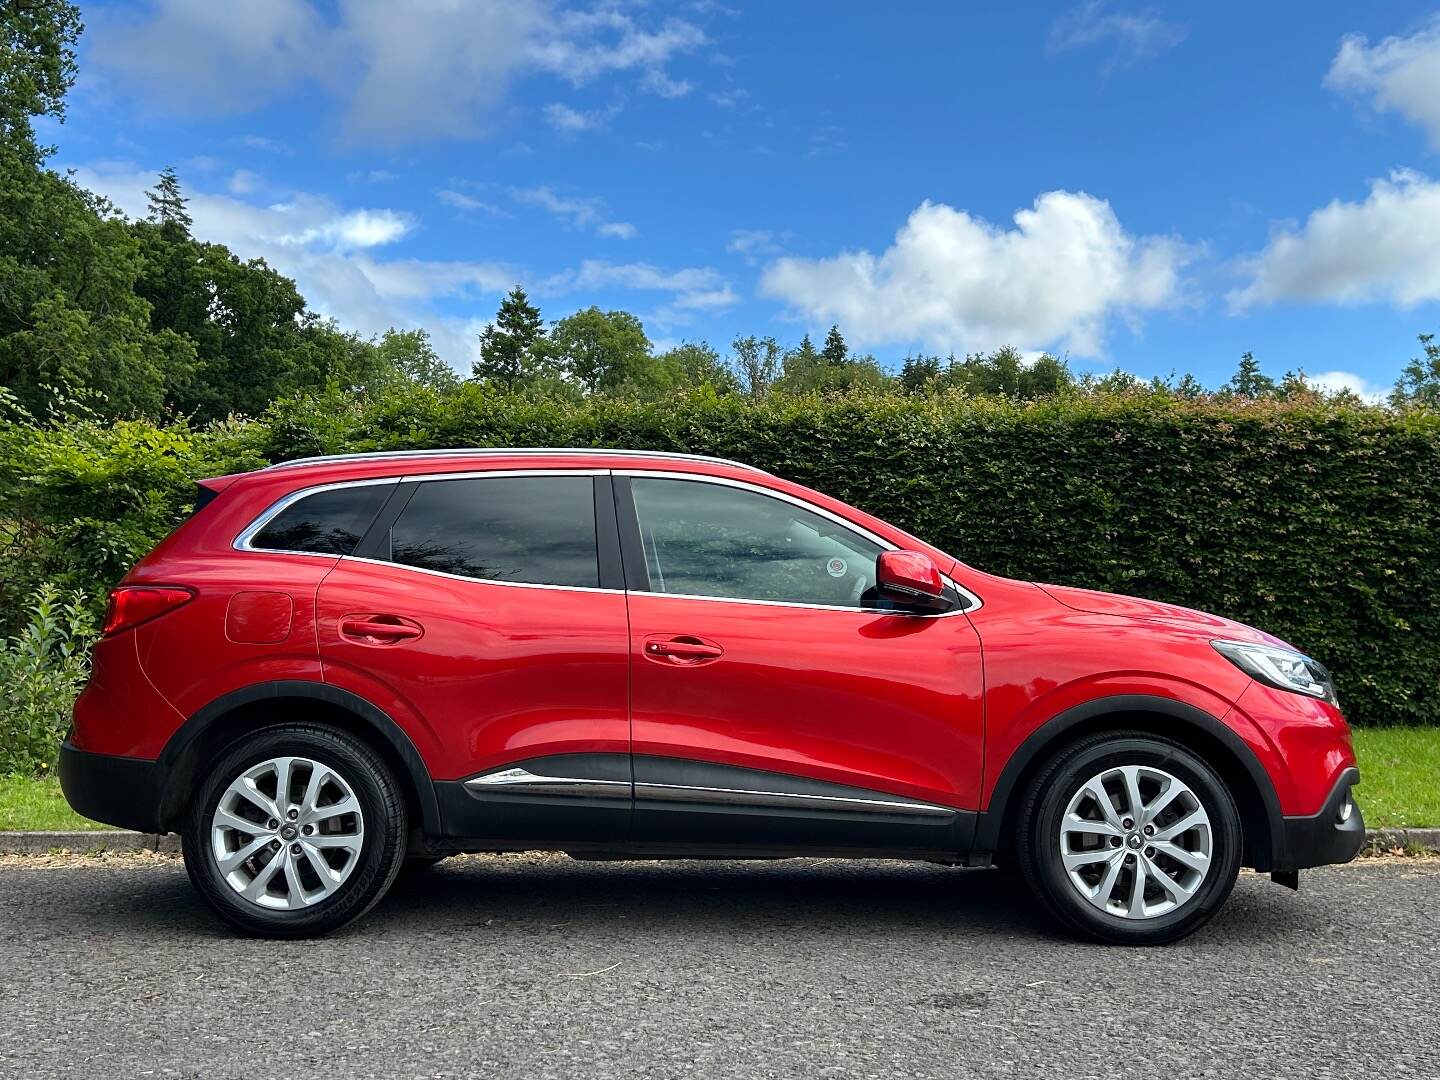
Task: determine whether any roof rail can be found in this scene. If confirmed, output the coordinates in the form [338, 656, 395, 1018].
[266, 447, 769, 474]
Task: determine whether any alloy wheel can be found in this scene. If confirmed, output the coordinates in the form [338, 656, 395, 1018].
[209, 756, 366, 910]
[1058, 764, 1212, 920]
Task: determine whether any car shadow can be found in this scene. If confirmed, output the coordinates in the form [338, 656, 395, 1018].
[48, 856, 1326, 948]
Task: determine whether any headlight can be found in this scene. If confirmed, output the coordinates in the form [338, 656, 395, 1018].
[1211, 640, 1338, 705]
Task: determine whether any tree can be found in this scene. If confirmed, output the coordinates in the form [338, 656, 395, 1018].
[542, 307, 651, 394]
[374, 329, 458, 390]
[1391, 333, 1440, 410]
[473, 286, 545, 387]
[145, 167, 192, 234]
[821, 325, 848, 365]
[731, 335, 782, 398]
[0, 0, 82, 162]
[653, 341, 740, 395]
[899, 355, 943, 392]
[1223, 352, 1277, 398]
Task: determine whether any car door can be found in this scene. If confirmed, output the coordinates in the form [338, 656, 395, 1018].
[615, 472, 985, 855]
[316, 470, 632, 843]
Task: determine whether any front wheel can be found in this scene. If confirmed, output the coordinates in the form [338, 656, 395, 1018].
[181, 724, 408, 938]
[1015, 732, 1242, 945]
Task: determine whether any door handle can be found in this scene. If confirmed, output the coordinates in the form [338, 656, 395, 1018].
[644, 635, 724, 663]
[340, 615, 424, 643]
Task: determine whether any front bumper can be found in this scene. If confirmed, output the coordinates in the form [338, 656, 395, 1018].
[1273, 766, 1364, 871]
[57, 740, 164, 833]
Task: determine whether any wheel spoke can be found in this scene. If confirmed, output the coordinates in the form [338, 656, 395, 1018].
[1064, 813, 1121, 838]
[281, 850, 308, 908]
[303, 832, 362, 852]
[218, 834, 272, 874]
[1120, 766, 1144, 820]
[1095, 854, 1124, 907]
[300, 765, 332, 816]
[1142, 857, 1193, 902]
[1126, 859, 1148, 917]
[300, 842, 343, 885]
[1081, 779, 1122, 827]
[1154, 808, 1206, 842]
[1142, 780, 1184, 825]
[307, 796, 359, 823]
[233, 779, 280, 822]
[1150, 839, 1209, 875]
[1062, 847, 1113, 871]
[213, 808, 265, 835]
[272, 757, 294, 814]
[241, 850, 285, 901]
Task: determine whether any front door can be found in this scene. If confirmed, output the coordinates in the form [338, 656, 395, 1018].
[317, 471, 631, 842]
[616, 473, 985, 855]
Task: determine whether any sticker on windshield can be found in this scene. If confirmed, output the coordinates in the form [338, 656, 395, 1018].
[826, 557, 848, 578]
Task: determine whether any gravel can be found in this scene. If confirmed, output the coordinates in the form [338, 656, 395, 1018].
[0, 853, 1436, 1079]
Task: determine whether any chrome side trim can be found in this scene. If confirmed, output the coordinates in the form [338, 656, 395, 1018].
[617, 469, 984, 615]
[465, 767, 630, 801]
[268, 447, 768, 475]
[633, 781, 957, 819]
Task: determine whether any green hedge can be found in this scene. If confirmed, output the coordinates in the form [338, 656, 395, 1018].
[4, 382, 1438, 727]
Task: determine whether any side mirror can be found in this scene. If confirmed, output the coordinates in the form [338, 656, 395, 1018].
[875, 550, 953, 613]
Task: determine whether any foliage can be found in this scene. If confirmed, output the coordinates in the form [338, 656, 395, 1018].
[1391, 333, 1440, 410]
[0, 0, 81, 161]
[0, 585, 95, 775]
[474, 286, 547, 388]
[541, 306, 652, 394]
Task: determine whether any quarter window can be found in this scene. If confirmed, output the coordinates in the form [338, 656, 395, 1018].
[386, 475, 598, 588]
[248, 483, 394, 556]
[629, 477, 885, 607]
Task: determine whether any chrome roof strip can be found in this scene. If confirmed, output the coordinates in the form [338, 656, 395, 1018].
[268, 447, 768, 474]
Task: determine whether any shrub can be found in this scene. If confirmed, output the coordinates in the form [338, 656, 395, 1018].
[0, 585, 96, 776]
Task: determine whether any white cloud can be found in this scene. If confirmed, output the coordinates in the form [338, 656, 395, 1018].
[760, 193, 1186, 356]
[436, 189, 501, 215]
[1047, 1, 1188, 72]
[543, 260, 737, 312]
[1230, 170, 1440, 309]
[89, 0, 707, 145]
[542, 102, 618, 134]
[512, 185, 636, 238]
[726, 228, 785, 263]
[1306, 370, 1389, 404]
[1326, 16, 1440, 147]
[227, 169, 263, 195]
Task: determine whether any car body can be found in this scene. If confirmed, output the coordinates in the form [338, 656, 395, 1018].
[60, 448, 1364, 941]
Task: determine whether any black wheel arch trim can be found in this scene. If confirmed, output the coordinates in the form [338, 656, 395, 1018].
[157, 680, 442, 835]
[973, 693, 1286, 869]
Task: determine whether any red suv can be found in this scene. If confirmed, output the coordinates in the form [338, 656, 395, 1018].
[60, 448, 1363, 942]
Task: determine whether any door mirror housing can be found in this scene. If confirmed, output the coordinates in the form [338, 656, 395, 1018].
[875, 551, 953, 613]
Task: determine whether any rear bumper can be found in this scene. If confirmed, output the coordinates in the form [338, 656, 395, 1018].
[57, 740, 164, 833]
[1273, 766, 1364, 871]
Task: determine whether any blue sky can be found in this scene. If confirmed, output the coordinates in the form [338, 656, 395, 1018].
[45, 1, 1440, 396]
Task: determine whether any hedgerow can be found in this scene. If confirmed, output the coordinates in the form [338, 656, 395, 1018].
[2, 383, 1436, 737]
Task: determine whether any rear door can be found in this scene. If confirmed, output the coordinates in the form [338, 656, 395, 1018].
[316, 470, 632, 842]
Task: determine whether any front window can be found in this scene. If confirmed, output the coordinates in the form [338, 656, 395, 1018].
[629, 477, 885, 608]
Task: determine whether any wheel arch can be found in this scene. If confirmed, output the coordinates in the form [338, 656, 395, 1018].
[156, 681, 442, 837]
[975, 694, 1285, 871]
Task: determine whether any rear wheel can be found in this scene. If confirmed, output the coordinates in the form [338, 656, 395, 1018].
[182, 724, 407, 938]
[1015, 732, 1241, 945]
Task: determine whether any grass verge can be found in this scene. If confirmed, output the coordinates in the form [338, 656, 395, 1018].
[0, 726, 1435, 833]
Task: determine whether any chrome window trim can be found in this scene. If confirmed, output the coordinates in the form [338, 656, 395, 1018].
[618, 469, 983, 615]
[268, 447, 768, 475]
[234, 467, 984, 614]
[232, 476, 400, 555]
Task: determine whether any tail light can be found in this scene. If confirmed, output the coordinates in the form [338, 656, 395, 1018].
[102, 586, 195, 636]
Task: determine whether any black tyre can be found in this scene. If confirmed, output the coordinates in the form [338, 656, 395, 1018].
[1015, 731, 1242, 945]
[181, 724, 407, 938]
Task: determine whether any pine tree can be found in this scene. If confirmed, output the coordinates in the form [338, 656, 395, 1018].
[145, 166, 192, 234]
[1224, 351, 1276, 398]
[821, 325, 848, 365]
[473, 286, 545, 386]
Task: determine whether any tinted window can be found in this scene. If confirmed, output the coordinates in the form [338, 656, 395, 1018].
[249, 483, 393, 555]
[630, 477, 885, 607]
[387, 475, 598, 588]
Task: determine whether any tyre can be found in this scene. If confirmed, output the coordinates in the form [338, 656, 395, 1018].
[1015, 731, 1241, 945]
[181, 724, 408, 938]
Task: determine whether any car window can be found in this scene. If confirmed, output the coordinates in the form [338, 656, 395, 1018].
[630, 477, 885, 607]
[249, 483, 394, 556]
[386, 475, 598, 588]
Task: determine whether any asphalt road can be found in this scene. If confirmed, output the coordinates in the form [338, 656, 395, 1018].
[0, 854, 1436, 1080]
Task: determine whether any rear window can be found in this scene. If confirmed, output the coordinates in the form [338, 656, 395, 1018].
[248, 483, 394, 556]
[386, 475, 598, 588]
